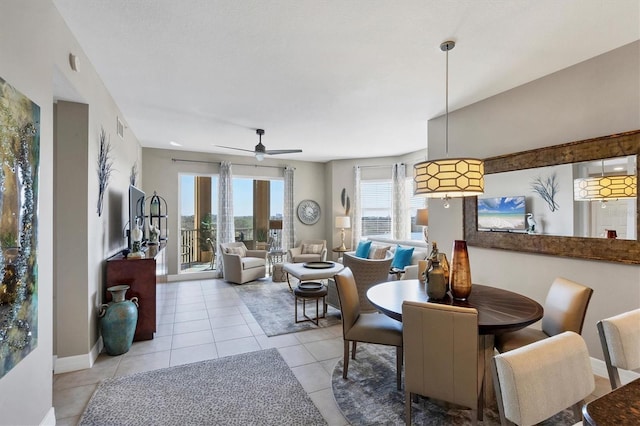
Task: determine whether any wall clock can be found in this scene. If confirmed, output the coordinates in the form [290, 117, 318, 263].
[297, 199, 321, 225]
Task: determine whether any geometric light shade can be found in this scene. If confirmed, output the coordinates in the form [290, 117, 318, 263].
[414, 157, 485, 198]
[573, 175, 637, 200]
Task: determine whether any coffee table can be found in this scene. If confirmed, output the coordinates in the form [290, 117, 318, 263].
[282, 261, 345, 291]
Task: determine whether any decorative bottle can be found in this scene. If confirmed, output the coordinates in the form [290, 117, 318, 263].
[429, 241, 450, 293]
[99, 285, 139, 355]
[426, 244, 447, 300]
[450, 240, 472, 300]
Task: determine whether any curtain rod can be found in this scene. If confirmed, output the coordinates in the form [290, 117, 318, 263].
[356, 163, 405, 169]
[171, 158, 292, 169]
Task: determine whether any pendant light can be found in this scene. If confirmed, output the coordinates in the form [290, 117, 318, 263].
[414, 41, 484, 202]
[574, 159, 637, 202]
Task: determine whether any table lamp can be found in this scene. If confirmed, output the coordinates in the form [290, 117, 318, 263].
[416, 208, 429, 245]
[335, 216, 351, 251]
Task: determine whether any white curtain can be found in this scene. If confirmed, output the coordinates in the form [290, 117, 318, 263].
[392, 163, 409, 240]
[351, 166, 362, 247]
[216, 161, 234, 277]
[282, 166, 295, 253]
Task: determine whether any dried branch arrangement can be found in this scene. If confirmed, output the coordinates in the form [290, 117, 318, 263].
[531, 173, 559, 212]
[97, 127, 113, 217]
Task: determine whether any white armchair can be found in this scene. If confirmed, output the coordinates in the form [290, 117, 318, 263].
[219, 242, 267, 284]
[287, 239, 327, 263]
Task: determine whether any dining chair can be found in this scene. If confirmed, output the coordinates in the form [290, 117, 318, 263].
[597, 308, 640, 390]
[333, 267, 403, 390]
[402, 301, 483, 425]
[492, 331, 595, 426]
[494, 277, 593, 353]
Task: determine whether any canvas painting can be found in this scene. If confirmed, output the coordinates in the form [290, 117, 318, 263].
[0, 76, 40, 379]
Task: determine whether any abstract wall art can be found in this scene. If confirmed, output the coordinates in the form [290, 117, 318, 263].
[0, 76, 40, 379]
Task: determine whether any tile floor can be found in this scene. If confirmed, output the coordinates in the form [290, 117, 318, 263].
[53, 277, 611, 426]
[53, 278, 349, 426]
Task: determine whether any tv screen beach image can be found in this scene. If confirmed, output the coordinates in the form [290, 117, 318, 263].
[477, 196, 526, 231]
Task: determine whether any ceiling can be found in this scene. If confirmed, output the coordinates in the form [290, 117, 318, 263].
[52, 0, 639, 163]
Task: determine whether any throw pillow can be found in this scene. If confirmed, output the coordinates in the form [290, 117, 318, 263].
[370, 245, 391, 260]
[226, 246, 246, 257]
[302, 243, 323, 254]
[354, 240, 372, 258]
[391, 245, 414, 270]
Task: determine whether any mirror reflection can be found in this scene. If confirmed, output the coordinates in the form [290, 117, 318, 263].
[480, 155, 637, 240]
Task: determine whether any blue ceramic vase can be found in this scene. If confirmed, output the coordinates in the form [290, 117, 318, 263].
[99, 285, 139, 355]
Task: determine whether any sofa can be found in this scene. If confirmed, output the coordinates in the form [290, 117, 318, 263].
[219, 242, 268, 284]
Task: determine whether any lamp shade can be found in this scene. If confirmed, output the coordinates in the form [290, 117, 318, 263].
[335, 216, 351, 229]
[415, 208, 429, 226]
[414, 158, 485, 197]
[574, 175, 637, 200]
[269, 219, 283, 230]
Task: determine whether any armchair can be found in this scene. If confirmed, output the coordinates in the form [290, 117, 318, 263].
[219, 242, 267, 284]
[287, 239, 327, 263]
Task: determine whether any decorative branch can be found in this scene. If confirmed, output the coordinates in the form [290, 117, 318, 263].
[96, 127, 113, 217]
[341, 188, 351, 216]
[531, 173, 559, 212]
[130, 161, 138, 186]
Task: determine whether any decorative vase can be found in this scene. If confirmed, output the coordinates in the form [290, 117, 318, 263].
[450, 240, 472, 300]
[426, 258, 447, 300]
[429, 242, 450, 293]
[99, 285, 139, 355]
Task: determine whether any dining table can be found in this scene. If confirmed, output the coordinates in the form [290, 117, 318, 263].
[366, 279, 544, 406]
[582, 378, 640, 425]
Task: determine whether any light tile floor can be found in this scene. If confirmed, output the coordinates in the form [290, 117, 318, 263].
[53, 278, 350, 426]
[53, 278, 612, 426]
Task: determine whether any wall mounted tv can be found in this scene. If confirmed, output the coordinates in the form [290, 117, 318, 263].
[477, 196, 526, 232]
[128, 185, 145, 249]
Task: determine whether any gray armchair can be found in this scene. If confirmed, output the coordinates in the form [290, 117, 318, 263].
[219, 242, 267, 284]
[287, 239, 327, 263]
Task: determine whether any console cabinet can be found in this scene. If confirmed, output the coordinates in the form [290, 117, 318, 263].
[105, 244, 166, 341]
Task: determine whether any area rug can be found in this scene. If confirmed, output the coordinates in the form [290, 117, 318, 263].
[234, 280, 341, 336]
[331, 344, 580, 425]
[80, 348, 326, 425]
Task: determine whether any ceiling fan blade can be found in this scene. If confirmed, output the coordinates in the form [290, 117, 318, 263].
[214, 145, 256, 154]
[265, 149, 303, 155]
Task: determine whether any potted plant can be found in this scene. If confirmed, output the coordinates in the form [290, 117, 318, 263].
[255, 227, 268, 250]
[198, 213, 215, 262]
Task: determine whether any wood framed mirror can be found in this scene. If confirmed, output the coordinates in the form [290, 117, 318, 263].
[463, 130, 640, 264]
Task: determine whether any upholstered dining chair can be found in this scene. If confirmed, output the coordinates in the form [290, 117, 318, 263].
[342, 252, 394, 313]
[494, 277, 593, 353]
[597, 308, 640, 390]
[492, 331, 595, 426]
[333, 267, 403, 390]
[402, 301, 483, 425]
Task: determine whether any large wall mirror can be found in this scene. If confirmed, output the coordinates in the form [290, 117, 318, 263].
[464, 130, 640, 264]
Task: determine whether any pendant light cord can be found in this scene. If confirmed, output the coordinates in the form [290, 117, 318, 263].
[445, 46, 449, 158]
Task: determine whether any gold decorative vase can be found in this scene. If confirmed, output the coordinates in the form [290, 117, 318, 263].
[450, 240, 472, 300]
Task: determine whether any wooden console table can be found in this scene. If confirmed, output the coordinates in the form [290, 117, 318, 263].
[105, 243, 166, 341]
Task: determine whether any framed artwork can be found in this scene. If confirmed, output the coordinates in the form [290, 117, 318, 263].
[297, 199, 321, 225]
[0, 76, 40, 378]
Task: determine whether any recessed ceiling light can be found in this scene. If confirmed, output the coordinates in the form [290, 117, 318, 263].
[169, 141, 182, 147]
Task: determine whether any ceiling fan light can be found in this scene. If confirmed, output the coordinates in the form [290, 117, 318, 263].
[255, 152, 265, 161]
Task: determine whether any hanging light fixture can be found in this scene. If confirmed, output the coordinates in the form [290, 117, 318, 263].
[574, 159, 637, 202]
[414, 41, 484, 203]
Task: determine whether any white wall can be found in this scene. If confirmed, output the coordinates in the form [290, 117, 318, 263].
[428, 40, 640, 359]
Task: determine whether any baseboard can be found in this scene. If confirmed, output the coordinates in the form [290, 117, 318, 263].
[591, 357, 640, 384]
[167, 271, 218, 282]
[54, 338, 102, 374]
[39, 407, 56, 426]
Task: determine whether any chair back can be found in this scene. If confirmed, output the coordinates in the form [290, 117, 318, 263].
[541, 277, 593, 337]
[597, 308, 640, 389]
[492, 331, 595, 426]
[402, 301, 480, 410]
[334, 268, 361, 336]
[343, 252, 393, 312]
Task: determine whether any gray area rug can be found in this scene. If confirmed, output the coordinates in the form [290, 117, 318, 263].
[234, 280, 341, 336]
[80, 348, 326, 426]
[332, 344, 579, 425]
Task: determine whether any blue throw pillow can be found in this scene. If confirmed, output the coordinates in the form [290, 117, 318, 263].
[391, 245, 414, 270]
[354, 240, 372, 258]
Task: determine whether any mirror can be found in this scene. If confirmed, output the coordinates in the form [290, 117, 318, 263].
[464, 130, 640, 264]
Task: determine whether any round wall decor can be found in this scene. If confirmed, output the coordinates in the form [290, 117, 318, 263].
[297, 199, 321, 225]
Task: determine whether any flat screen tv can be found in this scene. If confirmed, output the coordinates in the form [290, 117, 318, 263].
[477, 196, 526, 231]
[128, 185, 145, 249]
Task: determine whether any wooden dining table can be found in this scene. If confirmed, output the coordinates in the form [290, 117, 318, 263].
[366, 279, 544, 405]
[582, 378, 640, 425]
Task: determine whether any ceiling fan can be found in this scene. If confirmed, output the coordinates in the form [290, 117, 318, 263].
[215, 129, 302, 161]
